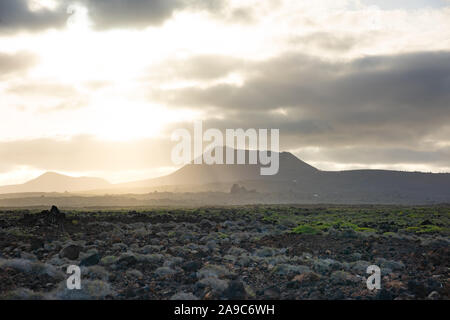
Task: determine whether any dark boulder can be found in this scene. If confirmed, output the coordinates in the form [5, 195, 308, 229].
[40, 206, 66, 225]
[60, 245, 82, 260]
[223, 280, 247, 299]
[30, 238, 44, 250]
[117, 255, 138, 268]
[50, 205, 66, 221]
[80, 253, 101, 266]
[182, 261, 202, 273]
[408, 280, 428, 298]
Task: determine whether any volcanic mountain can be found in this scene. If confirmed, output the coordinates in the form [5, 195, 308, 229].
[115, 149, 450, 203]
[118, 149, 318, 189]
[0, 172, 111, 194]
[0, 149, 449, 204]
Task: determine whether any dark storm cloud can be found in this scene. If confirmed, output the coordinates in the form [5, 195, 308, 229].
[0, 0, 226, 33]
[0, 52, 37, 77]
[152, 51, 450, 145]
[156, 51, 450, 111]
[0, 0, 70, 34]
[81, 0, 225, 29]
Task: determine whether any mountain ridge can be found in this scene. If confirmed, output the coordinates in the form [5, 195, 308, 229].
[0, 172, 111, 194]
[0, 150, 449, 204]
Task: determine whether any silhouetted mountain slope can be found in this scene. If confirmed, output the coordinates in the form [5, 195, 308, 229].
[119, 150, 318, 188]
[117, 149, 450, 203]
[0, 150, 449, 204]
[0, 172, 111, 194]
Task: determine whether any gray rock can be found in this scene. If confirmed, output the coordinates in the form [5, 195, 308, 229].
[126, 269, 144, 279]
[350, 252, 362, 261]
[272, 264, 311, 276]
[182, 261, 202, 273]
[236, 256, 251, 267]
[313, 259, 341, 274]
[200, 219, 214, 230]
[227, 247, 248, 256]
[163, 257, 184, 268]
[140, 245, 163, 254]
[1, 288, 45, 300]
[263, 286, 281, 299]
[197, 265, 232, 279]
[137, 253, 164, 264]
[154, 267, 176, 277]
[330, 271, 359, 285]
[375, 258, 405, 271]
[85, 265, 110, 281]
[170, 292, 199, 300]
[186, 243, 200, 251]
[351, 260, 371, 274]
[50, 280, 113, 300]
[47, 254, 66, 266]
[230, 232, 251, 244]
[111, 243, 128, 252]
[266, 255, 291, 266]
[20, 252, 37, 261]
[181, 233, 196, 242]
[223, 255, 237, 264]
[222, 221, 235, 229]
[196, 277, 229, 293]
[116, 253, 138, 268]
[100, 255, 119, 266]
[206, 240, 217, 251]
[80, 253, 101, 267]
[223, 280, 247, 299]
[254, 247, 278, 258]
[0, 259, 64, 281]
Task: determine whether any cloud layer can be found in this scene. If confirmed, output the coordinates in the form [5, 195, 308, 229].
[0, 0, 227, 33]
[0, 51, 37, 77]
[80, 0, 224, 29]
[152, 51, 450, 146]
[0, 0, 69, 33]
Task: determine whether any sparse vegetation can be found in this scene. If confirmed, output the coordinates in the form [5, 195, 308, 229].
[0, 204, 448, 300]
[291, 225, 322, 235]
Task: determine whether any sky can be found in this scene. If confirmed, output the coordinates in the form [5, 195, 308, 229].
[0, 0, 450, 185]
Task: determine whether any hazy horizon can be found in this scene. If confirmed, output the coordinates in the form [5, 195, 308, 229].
[2, 146, 450, 189]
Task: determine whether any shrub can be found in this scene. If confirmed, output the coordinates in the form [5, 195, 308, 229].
[291, 225, 321, 235]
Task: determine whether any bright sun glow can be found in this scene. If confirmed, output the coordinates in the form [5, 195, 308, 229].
[86, 101, 201, 141]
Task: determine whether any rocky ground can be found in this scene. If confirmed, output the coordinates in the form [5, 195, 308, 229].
[0, 205, 448, 300]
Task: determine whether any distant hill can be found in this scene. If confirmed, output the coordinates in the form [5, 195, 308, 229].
[114, 148, 450, 203]
[118, 149, 318, 189]
[0, 149, 449, 204]
[0, 172, 111, 194]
